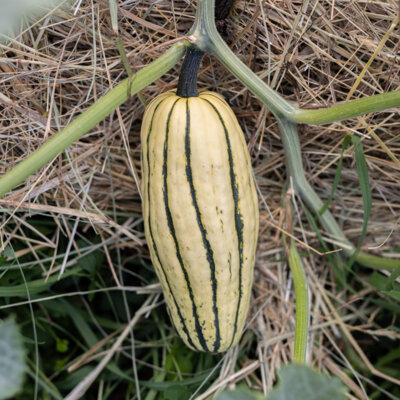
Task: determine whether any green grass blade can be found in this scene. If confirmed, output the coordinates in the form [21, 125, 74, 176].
[0, 268, 77, 297]
[319, 136, 351, 216]
[348, 136, 372, 266]
[58, 299, 98, 348]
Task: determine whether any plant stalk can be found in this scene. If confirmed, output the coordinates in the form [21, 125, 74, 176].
[288, 240, 309, 364]
[277, 116, 400, 270]
[0, 42, 187, 198]
[193, 0, 400, 269]
[193, 0, 400, 125]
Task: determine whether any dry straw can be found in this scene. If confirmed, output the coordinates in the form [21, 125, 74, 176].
[1, 0, 399, 398]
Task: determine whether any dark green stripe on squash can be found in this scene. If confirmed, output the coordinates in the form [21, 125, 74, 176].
[185, 99, 221, 352]
[162, 98, 210, 352]
[202, 98, 245, 347]
[146, 98, 196, 350]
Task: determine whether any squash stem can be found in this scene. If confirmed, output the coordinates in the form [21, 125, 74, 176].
[176, 47, 204, 98]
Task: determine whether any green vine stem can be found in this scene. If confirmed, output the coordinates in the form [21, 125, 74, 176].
[192, 0, 400, 125]
[277, 117, 400, 270]
[293, 92, 400, 125]
[0, 41, 187, 198]
[288, 240, 309, 364]
[0, 0, 398, 272]
[283, 188, 309, 364]
[191, 0, 400, 270]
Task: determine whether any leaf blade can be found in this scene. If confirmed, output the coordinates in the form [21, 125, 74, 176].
[0, 318, 25, 399]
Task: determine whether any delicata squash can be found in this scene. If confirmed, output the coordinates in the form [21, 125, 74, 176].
[140, 48, 259, 352]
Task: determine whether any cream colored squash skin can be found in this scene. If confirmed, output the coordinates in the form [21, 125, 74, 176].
[141, 91, 259, 352]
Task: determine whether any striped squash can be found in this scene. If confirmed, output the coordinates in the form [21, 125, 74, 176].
[141, 90, 259, 352]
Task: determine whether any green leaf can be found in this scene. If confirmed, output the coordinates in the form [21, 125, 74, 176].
[56, 366, 94, 391]
[58, 299, 98, 348]
[368, 272, 400, 303]
[388, 267, 400, 290]
[382, 291, 400, 300]
[369, 271, 390, 291]
[215, 387, 264, 400]
[164, 342, 194, 376]
[0, 318, 25, 399]
[164, 385, 192, 400]
[373, 298, 400, 313]
[266, 364, 347, 400]
[386, 325, 400, 333]
[376, 346, 400, 368]
[0, 267, 78, 297]
[55, 337, 69, 353]
[77, 240, 104, 274]
[140, 370, 217, 390]
[2, 246, 14, 258]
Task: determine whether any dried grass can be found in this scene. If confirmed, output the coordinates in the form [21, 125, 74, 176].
[1, 0, 399, 397]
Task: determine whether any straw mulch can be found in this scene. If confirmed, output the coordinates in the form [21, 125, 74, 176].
[1, 0, 399, 397]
